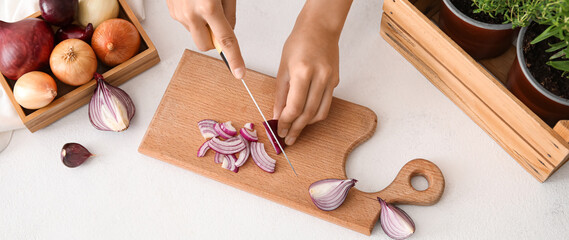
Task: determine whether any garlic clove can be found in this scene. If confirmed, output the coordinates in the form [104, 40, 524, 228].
[378, 197, 415, 240]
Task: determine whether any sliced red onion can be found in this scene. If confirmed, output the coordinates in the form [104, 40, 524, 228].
[250, 142, 276, 173]
[244, 122, 254, 131]
[222, 154, 239, 173]
[89, 73, 135, 132]
[198, 119, 218, 139]
[220, 121, 237, 136]
[308, 178, 357, 211]
[209, 136, 246, 155]
[214, 152, 224, 164]
[214, 123, 233, 139]
[235, 135, 250, 167]
[197, 141, 210, 157]
[239, 127, 258, 142]
[262, 120, 285, 155]
[378, 197, 415, 240]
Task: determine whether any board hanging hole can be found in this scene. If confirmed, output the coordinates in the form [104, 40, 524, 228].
[411, 175, 428, 191]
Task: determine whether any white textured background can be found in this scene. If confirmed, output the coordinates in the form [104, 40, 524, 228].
[1, 0, 569, 239]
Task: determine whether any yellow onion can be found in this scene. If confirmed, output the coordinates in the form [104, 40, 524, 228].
[13, 71, 57, 109]
[50, 39, 97, 86]
[92, 18, 141, 67]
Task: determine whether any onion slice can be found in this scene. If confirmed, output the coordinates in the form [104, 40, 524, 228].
[197, 141, 210, 157]
[214, 152, 224, 164]
[244, 122, 254, 131]
[198, 119, 218, 139]
[378, 197, 415, 239]
[250, 142, 276, 173]
[308, 178, 357, 211]
[209, 136, 246, 155]
[222, 154, 239, 173]
[235, 135, 250, 167]
[220, 121, 237, 136]
[214, 123, 233, 139]
[239, 127, 258, 142]
[262, 120, 285, 155]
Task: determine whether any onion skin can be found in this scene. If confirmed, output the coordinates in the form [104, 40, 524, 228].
[263, 120, 286, 155]
[50, 39, 98, 86]
[13, 71, 57, 109]
[55, 23, 94, 43]
[0, 19, 54, 80]
[40, 0, 78, 27]
[92, 18, 141, 67]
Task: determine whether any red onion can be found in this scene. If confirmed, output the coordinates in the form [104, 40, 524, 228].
[222, 154, 239, 173]
[197, 141, 210, 157]
[61, 143, 94, 168]
[220, 121, 237, 136]
[209, 136, 246, 155]
[235, 135, 250, 167]
[308, 178, 357, 211]
[88, 73, 136, 132]
[214, 123, 233, 139]
[244, 122, 254, 131]
[55, 23, 94, 43]
[262, 120, 285, 155]
[239, 128, 258, 142]
[198, 119, 218, 139]
[0, 19, 54, 80]
[40, 0, 78, 26]
[214, 152, 225, 164]
[378, 197, 415, 239]
[250, 142, 276, 173]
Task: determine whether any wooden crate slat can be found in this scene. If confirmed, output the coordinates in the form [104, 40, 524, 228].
[380, 15, 554, 181]
[381, 0, 569, 181]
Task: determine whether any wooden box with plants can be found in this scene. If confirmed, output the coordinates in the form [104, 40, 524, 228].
[380, 0, 569, 182]
[0, 0, 159, 133]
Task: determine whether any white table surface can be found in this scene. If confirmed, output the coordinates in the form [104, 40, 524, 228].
[2, 0, 569, 239]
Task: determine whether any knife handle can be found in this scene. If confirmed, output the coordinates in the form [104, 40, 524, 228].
[207, 27, 231, 71]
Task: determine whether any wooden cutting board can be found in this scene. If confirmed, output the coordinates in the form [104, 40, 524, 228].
[138, 50, 445, 235]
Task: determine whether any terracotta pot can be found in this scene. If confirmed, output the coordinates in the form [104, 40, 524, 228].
[507, 26, 569, 126]
[439, 0, 515, 60]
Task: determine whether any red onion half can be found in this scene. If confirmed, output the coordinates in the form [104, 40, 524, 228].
[308, 178, 357, 211]
[250, 142, 276, 173]
[378, 197, 415, 239]
[88, 73, 135, 132]
[262, 120, 285, 155]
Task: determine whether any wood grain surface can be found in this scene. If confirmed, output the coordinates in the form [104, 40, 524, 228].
[138, 50, 444, 235]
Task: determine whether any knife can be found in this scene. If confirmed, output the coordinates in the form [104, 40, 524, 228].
[210, 35, 298, 176]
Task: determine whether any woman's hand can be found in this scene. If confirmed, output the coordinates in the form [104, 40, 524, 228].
[166, 0, 245, 78]
[274, 0, 353, 146]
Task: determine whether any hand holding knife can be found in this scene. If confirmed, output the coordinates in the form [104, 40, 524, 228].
[210, 32, 298, 176]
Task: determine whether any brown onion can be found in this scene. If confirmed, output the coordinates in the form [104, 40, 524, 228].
[50, 39, 97, 86]
[13, 71, 57, 109]
[91, 18, 140, 67]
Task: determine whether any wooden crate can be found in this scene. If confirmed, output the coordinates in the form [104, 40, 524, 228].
[0, 0, 160, 132]
[380, 0, 569, 182]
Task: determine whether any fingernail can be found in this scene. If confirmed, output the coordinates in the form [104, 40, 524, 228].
[278, 128, 288, 138]
[285, 136, 296, 146]
[233, 67, 244, 79]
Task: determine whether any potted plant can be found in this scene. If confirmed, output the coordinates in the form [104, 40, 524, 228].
[439, 0, 516, 60]
[473, 0, 569, 126]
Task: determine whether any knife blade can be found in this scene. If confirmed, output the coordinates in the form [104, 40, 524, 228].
[210, 35, 298, 176]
